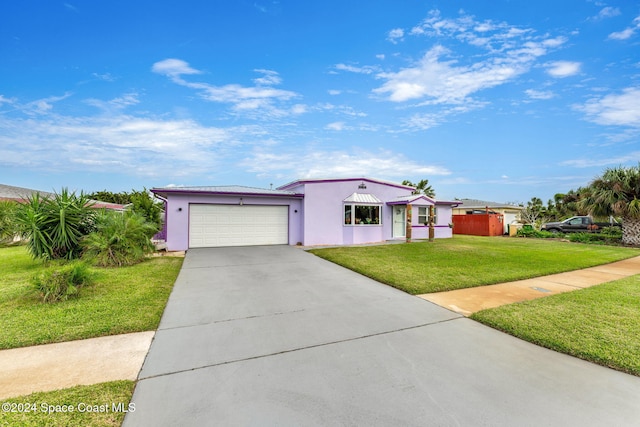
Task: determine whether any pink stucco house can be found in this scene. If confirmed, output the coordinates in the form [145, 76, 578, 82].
[151, 177, 460, 250]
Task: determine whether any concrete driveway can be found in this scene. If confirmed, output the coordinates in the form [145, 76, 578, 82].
[124, 246, 640, 426]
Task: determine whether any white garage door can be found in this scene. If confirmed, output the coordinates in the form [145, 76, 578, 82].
[189, 204, 289, 248]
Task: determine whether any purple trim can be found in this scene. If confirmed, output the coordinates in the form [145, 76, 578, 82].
[387, 194, 435, 205]
[412, 224, 453, 228]
[152, 188, 303, 198]
[277, 177, 414, 191]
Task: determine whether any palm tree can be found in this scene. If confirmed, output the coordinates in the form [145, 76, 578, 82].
[402, 179, 436, 198]
[578, 164, 640, 245]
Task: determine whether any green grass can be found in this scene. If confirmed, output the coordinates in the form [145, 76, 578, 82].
[471, 275, 640, 376]
[0, 246, 183, 349]
[309, 235, 639, 294]
[0, 381, 134, 427]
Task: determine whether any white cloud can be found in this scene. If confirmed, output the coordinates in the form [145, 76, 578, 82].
[545, 61, 581, 78]
[374, 11, 567, 104]
[151, 58, 202, 77]
[376, 54, 385, 60]
[243, 148, 451, 180]
[92, 72, 115, 82]
[334, 63, 378, 74]
[328, 89, 341, 95]
[576, 87, 640, 127]
[152, 59, 299, 116]
[85, 93, 140, 111]
[0, 112, 253, 180]
[374, 44, 533, 103]
[525, 89, 555, 100]
[0, 95, 16, 105]
[561, 151, 640, 168]
[22, 93, 73, 115]
[387, 28, 404, 43]
[252, 69, 282, 86]
[608, 15, 640, 40]
[325, 121, 346, 131]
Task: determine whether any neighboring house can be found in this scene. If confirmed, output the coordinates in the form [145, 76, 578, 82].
[151, 177, 461, 250]
[0, 184, 55, 202]
[0, 184, 125, 210]
[452, 199, 524, 234]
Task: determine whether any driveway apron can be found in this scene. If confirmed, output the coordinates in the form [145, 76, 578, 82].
[124, 246, 640, 426]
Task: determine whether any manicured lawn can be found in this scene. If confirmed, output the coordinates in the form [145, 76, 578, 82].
[471, 275, 640, 376]
[0, 381, 134, 427]
[309, 235, 639, 294]
[0, 246, 183, 349]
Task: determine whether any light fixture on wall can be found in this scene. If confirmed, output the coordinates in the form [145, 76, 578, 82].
[358, 181, 367, 189]
[178, 207, 182, 212]
[239, 197, 243, 206]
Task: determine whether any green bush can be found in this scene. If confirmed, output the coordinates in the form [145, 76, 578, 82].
[516, 228, 558, 238]
[16, 189, 96, 261]
[0, 200, 20, 244]
[82, 210, 158, 267]
[32, 261, 92, 303]
[568, 232, 622, 245]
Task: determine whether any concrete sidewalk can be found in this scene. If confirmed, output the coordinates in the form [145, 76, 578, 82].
[0, 332, 154, 399]
[419, 255, 640, 316]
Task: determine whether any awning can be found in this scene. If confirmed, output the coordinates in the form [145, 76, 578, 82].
[343, 192, 383, 204]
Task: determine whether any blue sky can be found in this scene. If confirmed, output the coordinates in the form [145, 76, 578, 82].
[1, 1, 639, 203]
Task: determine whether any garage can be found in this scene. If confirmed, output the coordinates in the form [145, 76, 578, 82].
[189, 204, 289, 248]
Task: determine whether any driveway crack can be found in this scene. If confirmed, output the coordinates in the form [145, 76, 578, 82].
[141, 317, 462, 381]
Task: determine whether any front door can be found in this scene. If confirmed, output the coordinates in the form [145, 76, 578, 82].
[393, 206, 406, 238]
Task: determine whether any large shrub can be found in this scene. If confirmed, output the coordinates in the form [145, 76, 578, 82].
[32, 261, 92, 303]
[16, 189, 95, 261]
[82, 210, 158, 267]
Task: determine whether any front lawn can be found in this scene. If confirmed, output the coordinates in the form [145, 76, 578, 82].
[0, 381, 134, 427]
[0, 246, 183, 349]
[471, 275, 640, 376]
[309, 236, 638, 294]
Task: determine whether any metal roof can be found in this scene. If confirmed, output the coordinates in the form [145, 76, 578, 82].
[455, 199, 523, 210]
[151, 185, 302, 197]
[0, 184, 54, 200]
[343, 192, 383, 204]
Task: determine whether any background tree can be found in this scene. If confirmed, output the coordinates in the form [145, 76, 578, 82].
[129, 188, 163, 229]
[402, 179, 436, 198]
[87, 188, 163, 229]
[0, 200, 20, 244]
[578, 164, 640, 245]
[86, 190, 131, 205]
[520, 197, 545, 228]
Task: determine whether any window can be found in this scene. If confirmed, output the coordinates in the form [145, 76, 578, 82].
[418, 207, 437, 225]
[344, 205, 381, 225]
[418, 207, 428, 224]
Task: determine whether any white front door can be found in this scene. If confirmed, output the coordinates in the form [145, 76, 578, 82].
[393, 206, 406, 238]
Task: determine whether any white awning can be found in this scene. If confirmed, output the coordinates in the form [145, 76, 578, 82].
[343, 192, 383, 204]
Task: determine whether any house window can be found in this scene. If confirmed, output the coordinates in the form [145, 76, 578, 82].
[344, 204, 381, 225]
[418, 207, 437, 225]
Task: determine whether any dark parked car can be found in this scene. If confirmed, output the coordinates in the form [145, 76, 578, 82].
[541, 216, 620, 233]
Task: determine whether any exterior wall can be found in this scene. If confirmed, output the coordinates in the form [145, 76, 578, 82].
[453, 213, 504, 236]
[299, 179, 413, 246]
[163, 193, 303, 251]
[411, 205, 454, 239]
